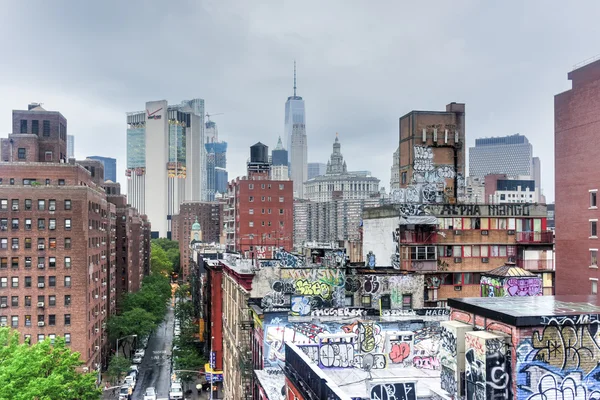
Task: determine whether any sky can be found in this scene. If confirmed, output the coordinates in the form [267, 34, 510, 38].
[2, 1, 600, 202]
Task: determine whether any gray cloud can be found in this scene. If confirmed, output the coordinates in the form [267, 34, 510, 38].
[2, 0, 600, 202]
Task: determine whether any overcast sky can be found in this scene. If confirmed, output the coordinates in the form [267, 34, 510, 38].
[2, 1, 600, 202]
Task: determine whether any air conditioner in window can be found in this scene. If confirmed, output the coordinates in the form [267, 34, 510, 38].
[11, 245, 18, 249]
[89, 226, 92, 230]
[102, 282, 106, 286]
[38, 244, 45, 250]
[454, 257, 462, 263]
[0, 323, 7, 327]
[94, 311, 98, 316]
[11, 205, 18, 211]
[102, 295, 107, 300]
[38, 264, 45, 269]
[454, 286, 462, 291]
[454, 230, 462, 235]
[94, 278, 98, 282]
[481, 230, 489, 235]
[37, 283, 45, 288]
[38, 322, 45, 326]
[0, 304, 7, 308]
[94, 295, 98, 299]
[0, 226, 6, 231]
[48, 206, 55, 211]
[507, 230, 515, 235]
[95, 328, 99, 333]
[482, 257, 489, 263]
[94, 346, 99, 350]
[37, 302, 46, 308]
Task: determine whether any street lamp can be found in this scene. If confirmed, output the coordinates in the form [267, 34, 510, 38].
[116, 334, 137, 358]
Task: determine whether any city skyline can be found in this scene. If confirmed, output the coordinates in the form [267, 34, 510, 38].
[5, 2, 600, 202]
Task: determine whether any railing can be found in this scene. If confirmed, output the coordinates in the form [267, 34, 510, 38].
[400, 231, 437, 244]
[401, 259, 437, 272]
[515, 231, 554, 244]
[517, 258, 554, 271]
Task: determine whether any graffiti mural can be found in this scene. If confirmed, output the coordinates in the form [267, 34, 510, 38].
[273, 250, 304, 268]
[370, 382, 416, 400]
[481, 275, 543, 298]
[465, 332, 511, 400]
[366, 251, 376, 268]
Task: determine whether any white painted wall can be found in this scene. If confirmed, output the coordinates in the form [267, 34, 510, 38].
[362, 216, 399, 267]
[145, 100, 169, 237]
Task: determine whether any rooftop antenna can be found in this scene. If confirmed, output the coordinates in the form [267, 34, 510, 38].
[293, 60, 297, 97]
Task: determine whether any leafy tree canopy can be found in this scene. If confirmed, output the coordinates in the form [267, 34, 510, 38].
[0, 328, 101, 400]
[107, 308, 156, 342]
[106, 355, 131, 385]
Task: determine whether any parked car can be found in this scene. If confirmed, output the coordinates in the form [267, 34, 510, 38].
[169, 383, 183, 400]
[144, 387, 157, 400]
[119, 384, 132, 400]
[129, 365, 139, 374]
[141, 336, 149, 348]
[132, 355, 143, 364]
[124, 375, 136, 390]
[134, 349, 145, 358]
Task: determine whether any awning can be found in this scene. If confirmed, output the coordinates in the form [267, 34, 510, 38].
[399, 215, 438, 225]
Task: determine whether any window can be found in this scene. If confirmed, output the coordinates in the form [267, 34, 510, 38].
[279, 209, 284, 215]
[249, 221, 254, 227]
[0, 258, 6, 269]
[11, 257, 18, 269]
[31, 120, 39, 135]
[44, 151, 53, 162]
[64, 219, 71, 230]
[11, 277, 18, 288]
[279, 221, 284, 227]
[261, 221, 265, 226]
[0, 219, 6, 230]
[268, 209, 272, 214]
[248, 184, 254, 190]
[24, 199, 32, 210]
[592, 220, 598, 238]
[11, 238, 18, 249]
[25, 219, 31, 230]
[17, 148, 26, 159]
[64, 295, 71, 306]
[361, 295, 372, 307]
[58, 179, 65, 186]
[0, 316, 6, 327]
[345, 295, 354, 306]
[24, 315, 31, 327]
[37, 277, 44, 288]
[249, 209, 254, 215]
[592, 279, 598, 295]
[37, 334, 45, 342]
[64, 200, 71, 210]
[592, 250, 598, 267]
[0, 239, 6, 249]
[0, 297, 5, 306]
[64, 276, 71, 287]
[401, 171, 407, 185]
[279, 184, 284, 190]
[49, 315, 56, 326]
[24, 296, 31, 307]
[49, 238, 56, 249]
[43, 120, 50, 136]
[64, 257, 71, 268]
[38, 219, 45, 230]
[64, 333, 71, 344]
[279, 197, 284, 202]
[261, 196, 265, 202]
[410, 246, 436, 261]
[0, 278, 6, 288]
[249, 196, 254, 202]
[48, 334, 56, 344]
[64, 314, 71, 326]
[11, 219, 18, 230]
[11, 296, 17, 307]
[24, 257, 31, 267]
[49, 257, 56, 268]
[261, 184, 265, 189]
[49, 276, 56, 287]
[38, 200, 45, 211]
[11, 316, 18, 328]
[64, 238, 71, 249]
[20, 120, 27, 133]
[45, 179, 50, 186]
[0, 200, 7, 210]
[25, 277, 31, 287]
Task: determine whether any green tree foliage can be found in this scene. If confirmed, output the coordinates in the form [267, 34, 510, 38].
[152, 238, 179, 252]
[150, 243, 173, 276]
[0, 328, 101, 400]
[106, 355, 131, 385]
[174, 301, 194, 325]
[166, 247, 181, 273]
[107, 308, 155, 343]
[175, 284, 191, 301]
[152, 238, 180, 274]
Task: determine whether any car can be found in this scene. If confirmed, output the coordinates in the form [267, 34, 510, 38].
[144, 387, 157, 400]
[119, 384, 132, 400]
[169, 383, 183, 400]
[173, 328, 181, 336]
[132, 355, 143, 364]
[141, 336, 149, 348]
[134, 349, 145, 358]
[129, 365, 139, 374]
[124, 375, 136, 389]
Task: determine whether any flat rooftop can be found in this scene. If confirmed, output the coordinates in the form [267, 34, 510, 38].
[448, 295, 600, 327]
[254, 367, 285, 400]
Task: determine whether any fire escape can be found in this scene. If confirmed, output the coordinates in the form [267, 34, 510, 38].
[239, 318, 254, 400]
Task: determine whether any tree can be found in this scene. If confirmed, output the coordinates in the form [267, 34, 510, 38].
[150, 243, 172, 276]
[0, 328, 101, 400]
[166, 247, 181, 273]
[174, 301, 194, 325]
[107, 308, 156, 344]
[106, 355, 131, 385]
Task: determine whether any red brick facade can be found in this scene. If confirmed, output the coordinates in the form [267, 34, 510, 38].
[555, 60, 600, 297]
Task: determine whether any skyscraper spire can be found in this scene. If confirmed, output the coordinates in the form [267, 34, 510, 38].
[293, 60, 297, 97]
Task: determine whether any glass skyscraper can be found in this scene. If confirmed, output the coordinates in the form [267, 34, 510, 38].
[285, 62, 307, 198]
[88, 156, 117, 182]
[469, 134, 533, 179]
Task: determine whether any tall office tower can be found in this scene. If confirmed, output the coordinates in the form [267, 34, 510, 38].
[397, 102, 466, 204]
[205, 120, 228, 201]
[469, 134, 533, 179]
[555, 58, 600, 297]
[307, 162, 326, 180]
[67, 134, 74, 158]
[390, 147, 400, 191]
[532, 156, 541, 193]
[270, 136, 289, 181]
[126, 99, 205, 238]
[88, 156, 117, 182]
[285, 62, 307, 197]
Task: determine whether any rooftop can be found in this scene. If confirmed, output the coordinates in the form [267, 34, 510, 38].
[484, 264, 536, 277]
[254, 367, 285, 400]
[448, 296, 600, 327]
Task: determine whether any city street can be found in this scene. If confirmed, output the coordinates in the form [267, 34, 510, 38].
[130, 303, 175, 400]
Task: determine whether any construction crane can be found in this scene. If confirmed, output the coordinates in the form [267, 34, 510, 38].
[205, 112, 224, 122]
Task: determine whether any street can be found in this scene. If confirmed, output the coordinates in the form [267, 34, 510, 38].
[131, 303, 175, 400]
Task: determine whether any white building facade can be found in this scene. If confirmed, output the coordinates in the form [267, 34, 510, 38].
[126, 99, 206, 238]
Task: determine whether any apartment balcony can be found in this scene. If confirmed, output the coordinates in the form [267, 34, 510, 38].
[401, 259, 437, 272]
[515, 231, 554, 244]
[517, 258, 554, 271]
[400, 231, 437, 244]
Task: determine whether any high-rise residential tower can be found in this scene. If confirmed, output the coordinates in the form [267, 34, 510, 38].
[88, 156, 117, 182]
[285, 62, 307, 198]
[126, 99, 206, 238]
[469, 134, 533, 179]
[67, 134, 74, 158]
[205, 120, 228, 201]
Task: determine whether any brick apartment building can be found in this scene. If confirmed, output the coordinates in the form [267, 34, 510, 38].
[225, 143, 293, 258]
[555, 58, 600, 297]
[0, 104, 149, 371]
[172, 201, 223, 281]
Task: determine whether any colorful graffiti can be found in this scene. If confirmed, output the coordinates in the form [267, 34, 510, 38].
[465, 333, 511, 400]
[481, 275, 543, 298]
[370, 382, 416, 400]
[273, 250, 304, 268]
